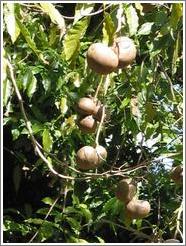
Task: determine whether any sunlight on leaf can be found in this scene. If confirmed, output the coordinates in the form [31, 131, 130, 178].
[4, 3, 20, 43]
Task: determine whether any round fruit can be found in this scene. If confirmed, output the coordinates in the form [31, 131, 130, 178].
[76, 97, 96, 116]
[78, 115, 97, 133]
[87, 43, 119, 74]
[164, 239, 180, 243]
[116, 179, 137, 203]
[93, 105, 106, 122]
[112, 37, 137, 68]
[76, 146, 98, 170]
[170, 166, 183, 184]
[95, 145, 107, 164]
[125, 199, 151, 219]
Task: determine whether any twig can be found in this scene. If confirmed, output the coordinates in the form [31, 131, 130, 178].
[174, 200, 183, 239]
[95, 105, 105, 147]
[94, 75, 104, 100]
[59, 3, 113, 20]
[157, 57, 176, 101]
[28, 196, 60, 243]
[100, 219, 152, 240]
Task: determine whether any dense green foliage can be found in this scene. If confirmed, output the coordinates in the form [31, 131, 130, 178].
[3, 2, 183, 243]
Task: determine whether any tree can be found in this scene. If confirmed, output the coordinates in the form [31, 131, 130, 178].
[3, 2, 183, 243]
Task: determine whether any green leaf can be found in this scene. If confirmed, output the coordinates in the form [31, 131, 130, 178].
[125, 5, 139, 36]
[40, 3, 65, 36]
[63, 17, 89, 62]
[170, 3, 182, 30]
[60, 97, 68, 115]
[15, 17, 44, 62]
[103, 197, 117, 213]
[74, 3, 95, 23]
[42, 197, 54, 206]
[3, 79, 12, 107]
[26, 218, 43, 225]
[4, 3, 20, 43]
[66, 217, 81, 232]
[102, 12, 115, 45]
[120, 98, 130, 110]
[138, 22, 154, 36]
[42, 129, 53, 152]
[79, 204, 92, 222]
[172, 32, 180, 75]
[26, 73, 37, 99]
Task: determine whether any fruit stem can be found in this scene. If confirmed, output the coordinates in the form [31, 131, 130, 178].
[95, 105, 105, 147]
[94, 75, 105, 100]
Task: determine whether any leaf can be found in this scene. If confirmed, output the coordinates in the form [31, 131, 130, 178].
[42, 197, 54, 206]
[74, 3, 95, 23]
[125, 5, 139, 36]
[42, 129, 53, 152]
[60, 97, 68, 115]
[102, 12, 115, 45]
[170, 3, 182, 30]
[15, 17, 44, 62]
[4, 3, 20, 43]
[79, 204, 92, 222]
[63, 17, 89, 62]
[26, 218, 43, 225]
[103, 197, 117, 213]
[40, 3, 65, 37]
[172, 32, 180, 75]
[137, 22, 154, 36]
[26, 73, 37, 99]
[120, 97, 130, 110]
[3, 79, 12, 107]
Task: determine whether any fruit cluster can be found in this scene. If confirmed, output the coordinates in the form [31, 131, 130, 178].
[115, 179, 151, 219]
[87, 36, 137, 75]
[76, 97, 105, 134]
[76, 97, 107, 170]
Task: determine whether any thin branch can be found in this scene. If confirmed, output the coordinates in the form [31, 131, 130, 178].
[157, 57, 176, 101]
[95, 105, 105, 146]
[174, 200, 183, 239]
[28, 196, 60, 243]
[94, 75, 104, 100]
[60, 3, 113, 20]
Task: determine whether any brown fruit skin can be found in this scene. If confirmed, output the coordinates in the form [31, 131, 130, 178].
[116, 180, 137, 203]
[76, 146, 98, 170]
[125, 199, 151, 219]
[112, 37, 137, 68]
[95, 145, 107, 165]
[164, 239, 180, 243]
[141, 3, 155, 13]
[93, 105, 106, 122]
[87, 43, 119, 74]
[170, 166, 183, 184]
[76, 97, 96, 116]
[78, 115, 97, 133]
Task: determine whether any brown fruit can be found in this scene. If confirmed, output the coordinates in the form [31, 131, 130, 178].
[95, 145, 107, 165]
[116, 179, 137, 203]
[164, 239, 180, 243]
[125, 199, 151, 219]
[78, 115, 97, 133]
[141, 3, 155, 13]
[112, 37, 136, 68]
[93, 105, 106, 122]
[170, 166, 183, 184]
[87, 43, 119, 74]
[76, 146, 98, 170]
[76, 97, 96, 116]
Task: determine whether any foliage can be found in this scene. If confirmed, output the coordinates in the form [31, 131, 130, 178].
[3, 2, 183, 243]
